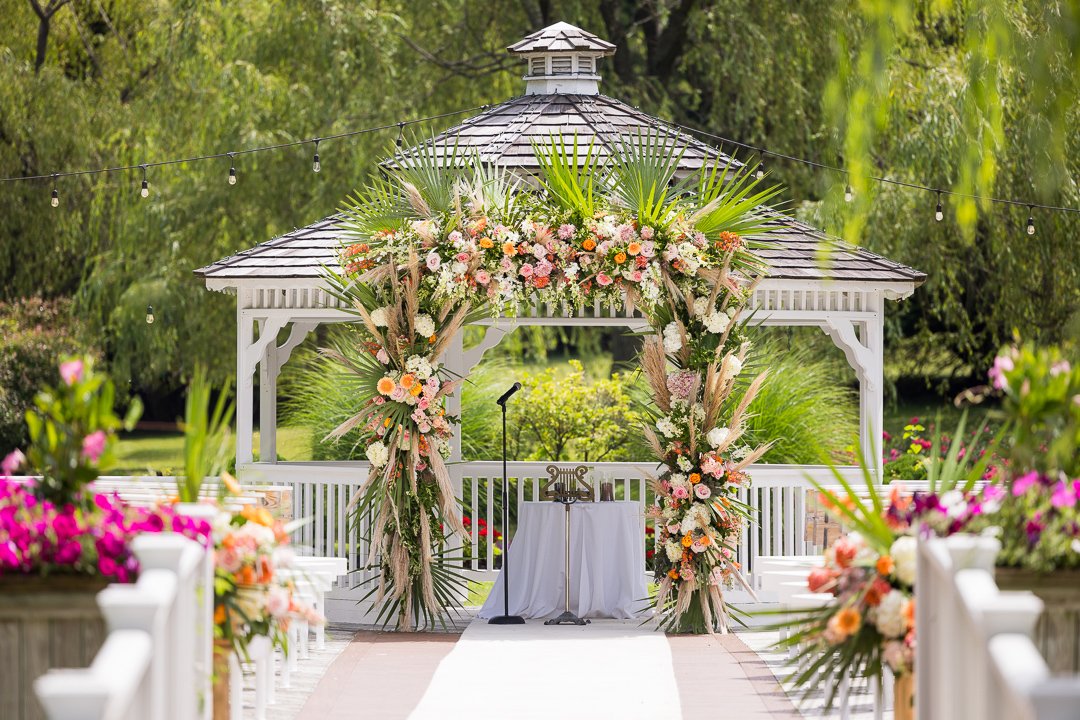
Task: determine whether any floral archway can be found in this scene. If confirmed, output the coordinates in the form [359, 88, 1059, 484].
[323, 135, 782, 633]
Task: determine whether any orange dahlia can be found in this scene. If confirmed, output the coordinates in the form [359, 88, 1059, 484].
[627, 241, 641, 255]
[582, 237, 597, 251]
[377, 377, 395, 395]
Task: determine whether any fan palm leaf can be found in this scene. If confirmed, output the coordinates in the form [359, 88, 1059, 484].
[532, 134, 600, 220]
[604, 129, 693, 230]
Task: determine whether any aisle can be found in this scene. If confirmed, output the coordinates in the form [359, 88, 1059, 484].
[295, 619, 801, 719]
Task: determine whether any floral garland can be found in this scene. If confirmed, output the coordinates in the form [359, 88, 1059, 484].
[324, 140, 778, 631]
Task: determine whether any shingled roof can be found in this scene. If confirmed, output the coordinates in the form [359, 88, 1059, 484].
[194, 211, 924, 285]
[196, 22, 924, 289]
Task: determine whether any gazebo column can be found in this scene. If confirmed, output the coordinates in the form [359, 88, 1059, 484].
[823, 310, 885, 478]
[236, 310, 288, 468]
[257, 320, 319, 464]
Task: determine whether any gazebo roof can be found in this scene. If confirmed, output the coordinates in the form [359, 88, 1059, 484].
[195, 22, 925, 290]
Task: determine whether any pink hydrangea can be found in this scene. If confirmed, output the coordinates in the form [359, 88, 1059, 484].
[666, 370, 696, 400]
[558, 224, 576, 240]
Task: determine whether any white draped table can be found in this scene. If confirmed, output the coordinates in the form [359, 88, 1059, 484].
[477, 501, 648, 620]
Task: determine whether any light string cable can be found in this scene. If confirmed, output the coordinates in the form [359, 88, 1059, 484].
[656, 117, 1080, 221]
[0, 105, 487, 185]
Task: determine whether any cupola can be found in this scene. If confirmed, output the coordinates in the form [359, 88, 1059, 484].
[507, 21, 615, 96]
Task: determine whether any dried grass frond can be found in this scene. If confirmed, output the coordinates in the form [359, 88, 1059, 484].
[427, 451, 467, 538]
[726, 369, 768, 437]
[402, 181, 431, 218]
[429, 304, 470, 359]
[731, 441, 773, 472]
[641, 337, 671, 412]
[643, 425, 665, 462]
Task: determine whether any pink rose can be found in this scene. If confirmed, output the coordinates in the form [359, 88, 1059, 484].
[425, 253, 441, 271]
[475, 270, 491, 285]
[535, 260, 552, 278]
[60, 359, 84, 386]
[596, 273, 613, 287]
[455, 251, 470, 263]
[418, 397, 430, 411]
[807, 567, 835, 594]
[693, 483, 711, 499]
[390, 386, 407, 402]
[81, 431, 107, 463]
[448, 231, 463, 245]
[217, 546, 242, 573]
[630, 270, 643, 282]
[373, 396, 386, 406]
[672, 485, 689, 500]
[376, 348, 390, 364]
[640, 227, 655, 241]
[2, 449, 26, 477]
[267, 586, 290, 618]
[519, 264, 533, 278]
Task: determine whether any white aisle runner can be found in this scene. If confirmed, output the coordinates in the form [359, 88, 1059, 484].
[408, 619, 679, 720]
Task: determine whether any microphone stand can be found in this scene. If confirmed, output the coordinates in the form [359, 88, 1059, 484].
[488, 384, 525, 625]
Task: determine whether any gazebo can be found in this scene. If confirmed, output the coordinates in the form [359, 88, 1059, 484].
[195, 22, 924, 613]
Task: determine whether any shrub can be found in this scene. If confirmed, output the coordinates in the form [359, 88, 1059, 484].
[0, 298, 97, 454]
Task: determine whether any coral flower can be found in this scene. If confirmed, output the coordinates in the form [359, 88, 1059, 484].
[480, 238, 494, 249]
[681, 534, 693, 547]
[627, 242, 641, 255]
[614, 252, 627, 264]
[400, 374, 416, 390]
[876, 555, 895, 576]
[582, 237, 597, 251]
[502, 242, 517, 256]
[832, 607, 862, 639]
[689, 473, 701, 484]
[377, 377, 396, 395]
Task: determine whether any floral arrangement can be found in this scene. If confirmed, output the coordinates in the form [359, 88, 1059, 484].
[322, 135, 779, 631]
[970, 341, 1080, 571]
[211, 502, 321, 657]
[5, 357, 140, 507]
[0, 477, 210, 582]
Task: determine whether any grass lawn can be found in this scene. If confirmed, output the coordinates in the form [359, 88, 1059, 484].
[113, 426, 313, 475]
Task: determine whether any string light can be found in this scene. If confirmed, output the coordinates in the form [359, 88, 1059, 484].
[140, 165, 149, 198]
[755, 155, 765, 181]
[50, 174, 58, 208]
[844, 184, 853, 202]
[145, 305, 155, 324]
[396, 122, 405, 148]
[228, 153, 237, 186]
[1027, 207, 1036, 236]
[312, 139, 321, 173]
[935, 192, 943, 222]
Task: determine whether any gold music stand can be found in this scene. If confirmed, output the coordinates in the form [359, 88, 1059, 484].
[543, 464, 592, 626]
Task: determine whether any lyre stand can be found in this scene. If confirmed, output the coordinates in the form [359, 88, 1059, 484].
[544, 491, 589, 626]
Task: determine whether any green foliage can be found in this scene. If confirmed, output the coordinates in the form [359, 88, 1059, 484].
[18, 356, 141, 505]
[0, 297, 97, 453]
[178, 365, 235, 503]
[739, 338, 857, 465]
[508, 360, 642, 462]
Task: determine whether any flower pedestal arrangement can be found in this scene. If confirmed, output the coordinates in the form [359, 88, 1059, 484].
[894, 672, 915, 720]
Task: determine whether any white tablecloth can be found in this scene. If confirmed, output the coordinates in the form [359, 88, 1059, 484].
[477, 501, 647, 620]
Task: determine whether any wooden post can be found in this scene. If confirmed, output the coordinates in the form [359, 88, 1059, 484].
[236, 300, 255, 467]
[259, 320, 279, 463]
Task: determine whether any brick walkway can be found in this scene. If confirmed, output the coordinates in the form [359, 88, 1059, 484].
[293, 620, 802, 719]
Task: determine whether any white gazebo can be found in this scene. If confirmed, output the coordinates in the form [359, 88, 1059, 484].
[195, 22, 924, 612]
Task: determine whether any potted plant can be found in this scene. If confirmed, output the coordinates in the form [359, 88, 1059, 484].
[971, 341, 1080, 673]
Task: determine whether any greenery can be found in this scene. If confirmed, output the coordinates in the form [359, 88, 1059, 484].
[176, 364, 234, 502]
[0, 297, 96, 454]
[112, 426, 311, 476]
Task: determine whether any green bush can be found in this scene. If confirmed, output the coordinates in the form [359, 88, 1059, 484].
[0, 298, 97, 454]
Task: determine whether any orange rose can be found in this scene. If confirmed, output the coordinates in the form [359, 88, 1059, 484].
[627, 242, 641, 255]
[689, 473, 701, 484]
[214, 604, 227, 626]
[480, 238, 494, 249]
[668, 568, 680, 580]
[400, 374, 416, 389]
[903, 598, 915, 630]
[377, 377, 395, 395]
[502, 242, 517, 256]
[876, 555, 894, 576]
[681, 534, 693, 547]
[582, 237, 597, 251]
[534, 276, 550, 289]
[614, 252, 627, 264]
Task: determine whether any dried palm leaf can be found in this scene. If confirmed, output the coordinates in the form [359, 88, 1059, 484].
[427, 450, 467, 539]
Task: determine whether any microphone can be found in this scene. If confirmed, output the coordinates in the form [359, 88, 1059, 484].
[496, 382, 522, 407]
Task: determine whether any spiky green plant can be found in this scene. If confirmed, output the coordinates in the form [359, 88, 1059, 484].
[177, 364, 235, 503]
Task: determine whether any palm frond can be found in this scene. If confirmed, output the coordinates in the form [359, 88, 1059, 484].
[532, 134, 599, 220]
[604, 129, 691, 229]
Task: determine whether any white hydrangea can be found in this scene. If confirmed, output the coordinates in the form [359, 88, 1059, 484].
[707, 427, 730, 449]
[662, 323, 682, 353]
[677, 456, 692, 472]
[874, 590, 907, 638]
[405, 355, 433, 380]
[890, 536, 917, 586]
[415, 314, 436, 338]
[680, 514, 696, 535]
[656, 418, 677, 437]
[692, 405, 705, 422]
[665, 542, 683, 562]
[704, 311, 731, 334]
[451, 261, 467, 276]
[670, 473, 687, 484]
[370, 306, 389, 327]
[564, 263, 579, 279]
[641, 279, 660, 302]
[692, 297, 709, 317]
[365, 441, 389, 468]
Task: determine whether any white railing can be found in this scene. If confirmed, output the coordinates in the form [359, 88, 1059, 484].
[34, 532, 212, 720]
[916, 534, 1080, 720]
[239, 460, 900, 588]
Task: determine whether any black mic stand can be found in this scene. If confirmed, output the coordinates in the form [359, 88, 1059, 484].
[489, 384, 525, 625]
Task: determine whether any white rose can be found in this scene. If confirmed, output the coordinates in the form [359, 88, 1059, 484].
[890, 536, 917, 586]
[707, 427, 730, 449]
[874, 590, 907, 638]
[656, 418, 677, 437]
[365, 441, 389, 468]
[415, 314, 436, 338]
[370, 307, 389, 327]
[451, 261, 467, 276]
